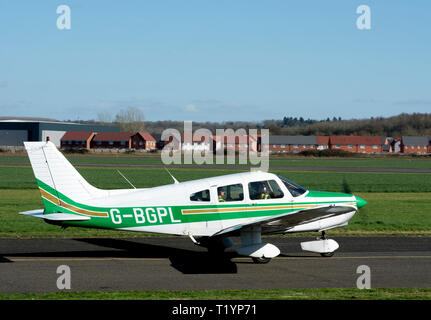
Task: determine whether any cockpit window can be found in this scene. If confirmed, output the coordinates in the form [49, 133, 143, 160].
[190, 189, 211, 202]
[248, 180, 284, 200]
[217, 184, 244, 202]
[277, 175, 307, 197]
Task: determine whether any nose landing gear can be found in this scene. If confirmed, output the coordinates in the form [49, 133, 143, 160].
[301, 231, 339, 257]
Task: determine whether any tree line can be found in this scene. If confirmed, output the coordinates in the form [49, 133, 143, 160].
[68, 109, 431, 137]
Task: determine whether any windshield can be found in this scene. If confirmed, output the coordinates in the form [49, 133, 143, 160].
[277, 175, 307, 197]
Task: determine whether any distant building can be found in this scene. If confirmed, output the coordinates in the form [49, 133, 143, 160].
[132, 132, 156, 150]
[91, 132, 134, 149]
[269, 136, 317, 153]
[60, 131, 95, 150]
[400, 136, 429, 154]
[316, 136, 330, 150]
[212, 135, 258, 152]
[0, 118, 119, 147]
[154, 133, 181, 151]
[383, 137, 394, 153]
[328, 136, 384, 153]
[391, 138, 402, 153]
[91, 132, 156, 150]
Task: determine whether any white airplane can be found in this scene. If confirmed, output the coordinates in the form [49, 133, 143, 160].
[20, 141, 367, 263]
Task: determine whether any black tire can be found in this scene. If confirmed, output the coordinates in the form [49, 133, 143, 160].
[252, 257, 272, 264]
[320, 252, 335, 257]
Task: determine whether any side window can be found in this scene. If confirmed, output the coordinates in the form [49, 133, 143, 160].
[248, 180, 284, 200]
[217, 184, 244, 202]
[190, 189, 210, 202]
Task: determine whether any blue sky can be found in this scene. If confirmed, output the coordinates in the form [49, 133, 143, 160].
[1, 1, 430, 122]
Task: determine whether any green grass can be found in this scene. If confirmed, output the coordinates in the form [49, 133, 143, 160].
[1, 190, 430, 237]
[0, 288, 430, 300]
[2, 165, 431, 192]
[1, 153, 431, 169]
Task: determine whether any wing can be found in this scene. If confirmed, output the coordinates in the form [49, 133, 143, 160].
[212, 204, 357, 236]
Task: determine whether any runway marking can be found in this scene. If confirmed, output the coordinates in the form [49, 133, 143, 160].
[5, 255, 431, 262]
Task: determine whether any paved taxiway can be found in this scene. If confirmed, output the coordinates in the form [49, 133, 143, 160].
[0, 237, 430, 293]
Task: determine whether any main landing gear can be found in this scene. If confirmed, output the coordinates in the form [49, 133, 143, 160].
[236, 226, 280, 264]
[251, 257, 272, 264]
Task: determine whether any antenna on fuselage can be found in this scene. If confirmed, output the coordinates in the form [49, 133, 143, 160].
[116, 170, 136, 189]
[164, 167, 179, 184]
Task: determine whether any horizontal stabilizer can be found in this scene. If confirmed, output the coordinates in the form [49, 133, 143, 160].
[19, 210, 91, 221]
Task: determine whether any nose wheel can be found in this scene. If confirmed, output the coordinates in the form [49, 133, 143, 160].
[302, 231, 339, 257]
[320, 231, 334, 257]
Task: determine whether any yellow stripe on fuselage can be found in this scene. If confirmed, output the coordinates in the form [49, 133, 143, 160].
[181, 202, 357, 215]
[39, 188, 108, 217]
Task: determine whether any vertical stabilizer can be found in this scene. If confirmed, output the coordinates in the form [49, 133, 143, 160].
[24, 141, 106, 203]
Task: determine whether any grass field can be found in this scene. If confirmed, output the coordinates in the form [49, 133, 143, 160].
[0, 288, 430, 300]
[2, 165, 431, 192]
[1, 153, 431, 169]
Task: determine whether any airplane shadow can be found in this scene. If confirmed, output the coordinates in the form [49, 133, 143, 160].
[0, 238, 239, 274]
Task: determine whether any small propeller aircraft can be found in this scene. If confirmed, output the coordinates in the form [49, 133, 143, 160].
[20, 141, 367, 263]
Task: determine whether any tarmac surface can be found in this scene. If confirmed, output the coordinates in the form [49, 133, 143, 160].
[0, 236, 430, 293]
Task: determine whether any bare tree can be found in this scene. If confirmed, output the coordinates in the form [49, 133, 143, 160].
[97, 111, 113, 124]
[114, 107, 145, 132]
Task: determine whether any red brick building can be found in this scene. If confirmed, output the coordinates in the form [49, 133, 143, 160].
[268, 136, 318, 153]
[400, 136, 429, 154]
[91, 132, 156, 150]
[316, 136, 330, 150]
[212, 135, 257, 152]
[60, 131, 95, 150]
[131, 132, 156, 150]
[91, 132, 133, 149]
[328, 136, 384, 153]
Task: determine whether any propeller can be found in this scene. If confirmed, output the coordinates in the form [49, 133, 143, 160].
[342, 176, 369, 224]
[342, 177, 352, 195]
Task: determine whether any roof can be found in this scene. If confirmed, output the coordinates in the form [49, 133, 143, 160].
[93, 132, 134, 142]
[182, 133, 214, 143]
[329, 136, 383, 145]
[0, 116, 63, 123]
[269, 135, 317, 145]
[316, 136, 329, 145]
[137, 132, 156, 141]
[61, 131, 94, 141]
[212, 135, 254, 144]
[401, 136, 429, 146]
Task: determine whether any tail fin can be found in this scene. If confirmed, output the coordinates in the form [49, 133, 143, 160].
[24, 141, 106, 203]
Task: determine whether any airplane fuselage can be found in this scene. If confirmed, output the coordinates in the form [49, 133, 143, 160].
[36, 171, 363, 236]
